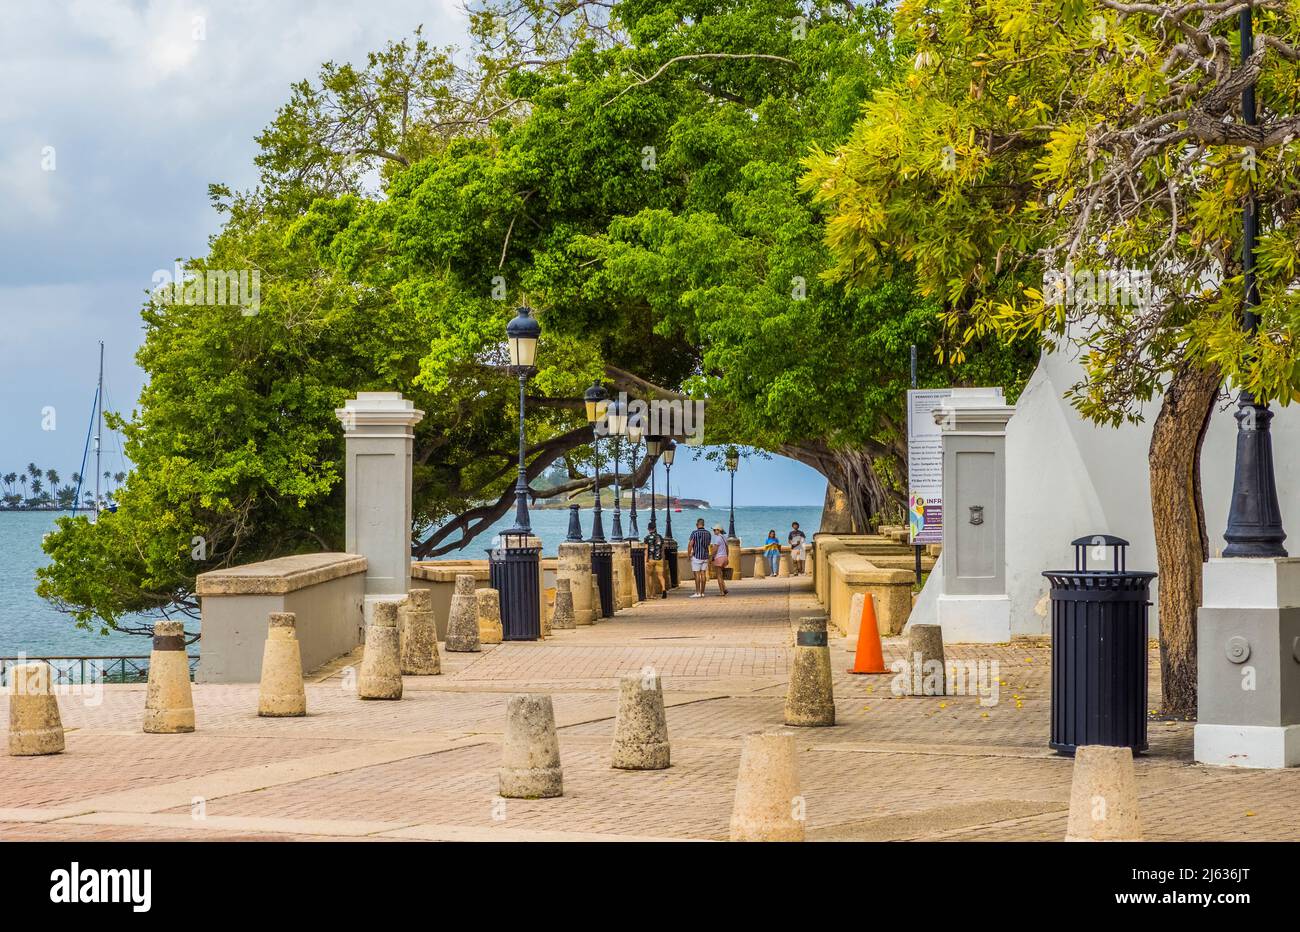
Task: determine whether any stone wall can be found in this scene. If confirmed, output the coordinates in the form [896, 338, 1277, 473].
[196, 553, 367, 683]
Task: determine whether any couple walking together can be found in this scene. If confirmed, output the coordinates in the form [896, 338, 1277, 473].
[687, 519, 730, 598]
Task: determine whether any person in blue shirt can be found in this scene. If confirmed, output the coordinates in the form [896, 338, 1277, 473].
[763, 530, 781, 577]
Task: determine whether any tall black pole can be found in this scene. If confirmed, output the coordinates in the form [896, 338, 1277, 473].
[1223, 7, 1288, 558]
[664, 460, 674, 540]
[610, 436, 624, 540]
[648, 453, 657, 532]
[589, 432, 606, 543]
[507, 370, 531, 536]
[728, 469, 736, 538]
[629, 442, 640, 538]
[911, 343, 923, 584]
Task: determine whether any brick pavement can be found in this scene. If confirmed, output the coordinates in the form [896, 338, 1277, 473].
[2, 574, 1298, 841]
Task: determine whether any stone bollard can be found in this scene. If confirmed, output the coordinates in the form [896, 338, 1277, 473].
[754, 549, 769, 579]
[557, 542, 595, 625]
[144, 620, 195, 734]
[727, 537, 742, 581]
[475, 587, 504, 645]
[785, 616, 835, 727]
[400, 588, 441, 675]
[8, 662, 65, 756]
[1065, 745, 1142, 841]
[729, 731, 804, 841]
[499, 694, 563, 798]
[779, 552, 793, 577]
[540, 589, 553, 639]
[617, 541, 638, 606]
[357, 600, 403, 700]
[610, 543, 628, 611]
[258, 612, 307, 717]
[590, 570, 603, 621]
[908, 624, 946, 696]
[551, 578, 576, 630]
[445, 574, 482, 652]
[611, 671, 671, 770]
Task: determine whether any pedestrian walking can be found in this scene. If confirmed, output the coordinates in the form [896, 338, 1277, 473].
[709, 523, 729, 596]
[688, 518, 712, 598]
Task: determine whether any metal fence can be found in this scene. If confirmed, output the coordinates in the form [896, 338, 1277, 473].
[0, 655, 200, 686]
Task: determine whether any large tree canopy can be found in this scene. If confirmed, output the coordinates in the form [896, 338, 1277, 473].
[802, 0, 1300, 715]
[39, 0, 1035, 635]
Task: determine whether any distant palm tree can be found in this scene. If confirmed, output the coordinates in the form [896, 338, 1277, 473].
[46, 469, 60, 489]
[113, 471, 126, 485]
[1, 472, 14, 496]
[70, 471, 82, 486]
[26, 463, 40, 483]
[28, 477, 45, 506]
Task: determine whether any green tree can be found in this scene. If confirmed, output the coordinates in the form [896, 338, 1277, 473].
[803, 0, 1300, 715]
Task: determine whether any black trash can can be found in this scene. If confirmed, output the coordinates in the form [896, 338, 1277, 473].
[591, 543, 615, 618]
[488, 543, 541, 641]
[630, 546, 647, 602]
[1043, 535, 1154, 756]
[663, 539, 679, 589]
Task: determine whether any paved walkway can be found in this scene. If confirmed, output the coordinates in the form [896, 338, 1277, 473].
[3, 575, 1298, 841]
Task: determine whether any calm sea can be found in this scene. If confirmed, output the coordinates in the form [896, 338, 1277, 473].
[1, 504, 820, 656]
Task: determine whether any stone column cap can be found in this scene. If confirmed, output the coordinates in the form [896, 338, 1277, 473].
[933, 387, 1014, 433]
[336, 392, 425, 432]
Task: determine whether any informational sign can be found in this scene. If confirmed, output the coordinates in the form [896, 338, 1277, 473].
[906, 389, 952, 545]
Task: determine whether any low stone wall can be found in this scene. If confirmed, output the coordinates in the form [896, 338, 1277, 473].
[826, 552, 914, 638]
[196, 553, 367, 683]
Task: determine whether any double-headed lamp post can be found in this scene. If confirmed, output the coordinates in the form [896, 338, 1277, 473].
[606, 397, 628, 541]
[661, 439, 678, 589]
[645, 434, 663, 528]
[492, 304, 542, 641]
[583, 382, 609, 543]
[627, 413, 644, 537]
[725, 446, 739, 539]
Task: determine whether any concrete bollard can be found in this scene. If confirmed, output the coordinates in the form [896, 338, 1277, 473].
[615, 541, 637, 607]
[1065, 745, 1142, 841]
[400, 588, 441, 675]
[907, 624, 946, 695]
[144, 620, 195, 733]
[727, 537, 742, 581]
[785, 616, 835, 727]
[753, 549, 769, 579]
[729, 731, 804, 841]
[8, 662, 65, 756]
[551, 578, 576, 630]
[445, 574, 482, 652]
[499, 694, 563, 798]
[475, 587, 504, 645]
[357, 600, 403, 700]
[611, 544, 628, 612]
[644, 555, 662, 599]
[611, 671, 671, 770]
[557, 542, 595, 625]
[258, 612, 307, 717]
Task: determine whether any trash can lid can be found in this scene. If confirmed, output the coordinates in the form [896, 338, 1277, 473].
[1070, 534, 1129, 547]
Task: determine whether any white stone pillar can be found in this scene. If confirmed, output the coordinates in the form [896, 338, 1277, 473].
[1195, 558, 1300, 768]
[934, 388, 1015, 642]
[335, 393, 425, 620]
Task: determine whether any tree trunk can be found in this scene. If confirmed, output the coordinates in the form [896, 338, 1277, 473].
[778, 441, 905, 533]
[1148, 358, 1220, 719]
[820, 483, 854, 533]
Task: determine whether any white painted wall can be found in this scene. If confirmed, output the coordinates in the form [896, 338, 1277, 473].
[910, 348, 1300, 637]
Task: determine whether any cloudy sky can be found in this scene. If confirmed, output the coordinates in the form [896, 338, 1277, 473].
[0, 0, 826, 507]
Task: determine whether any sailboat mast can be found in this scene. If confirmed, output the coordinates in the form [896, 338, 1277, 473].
[94, 341, 104, 521]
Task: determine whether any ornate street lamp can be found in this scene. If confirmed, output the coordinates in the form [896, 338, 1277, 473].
[725, 446, 739, 539]
[661, 439, 679, 589]
[583, 382, 609, 544]
[645, 433, 664, 531]
[490, 305, 542, 640]
[1223, 8, 1287, 558]
[606, 396, 628, 541]
[584, 381, 614, 617]
[627, 412, 644, 538]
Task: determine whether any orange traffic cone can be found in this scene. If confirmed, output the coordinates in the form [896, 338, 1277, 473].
[848, 592, 891, 674]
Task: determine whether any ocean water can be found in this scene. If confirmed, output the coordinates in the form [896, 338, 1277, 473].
[0, 504, 820, 657]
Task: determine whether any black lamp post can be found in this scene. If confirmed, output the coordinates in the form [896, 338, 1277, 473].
[490, 305, 542, 640]
[661, 439, 679, 589]
[725, 446, 739, 539]
[606, 397, 627, 541]
[583, 382, 609, 544]
[627, 413, 643, 537]
[584, 382, 614, 617]
[645, 434, 663, 529]
[1223, 8, 1288, 558]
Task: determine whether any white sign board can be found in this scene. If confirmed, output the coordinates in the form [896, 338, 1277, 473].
[907, 389, 950, 544]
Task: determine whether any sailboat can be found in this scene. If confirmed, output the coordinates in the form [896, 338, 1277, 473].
[71, 342, 118, 521]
